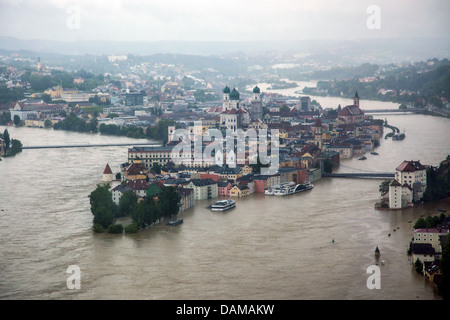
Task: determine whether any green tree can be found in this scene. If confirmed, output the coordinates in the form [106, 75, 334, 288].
[88, 184, 118, 228]
[413, 217, 427, 229]
[3, 129, 10, 151]
[0, 112, 11, 125]
[44, 119, 52, 128]
[118, 191, 138, 217]
[124, 222, 139, 234]
[42, 94, 52, 103]
[131, 201, 151, 229]
[379, 180, 391, 196]
[93, 205, 115, 230]
[13, 115, 20, 126]
[158, 186, 181, 219]
[414, 258, 423, 274]
[107, 224, 124, 234]
[280, 105, 290, 113]
[323, 158, 333, 174]
[439, 234, 450, 300]
[152, 162, 161, 174]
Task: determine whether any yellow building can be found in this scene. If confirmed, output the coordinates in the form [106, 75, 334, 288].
[301, 152, 314, 169]
[124, 162, 148, 181]
[230, 185, 250, 198]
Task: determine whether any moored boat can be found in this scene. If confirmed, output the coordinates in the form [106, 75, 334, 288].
[270, 182, 314, 196]
[392, 132, 405, 140]
[210, 199, 236, 211]
[166, 219, 183, 226]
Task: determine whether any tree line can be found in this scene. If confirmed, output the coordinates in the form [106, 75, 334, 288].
[423, 155, 450, 203]
[53, 112, 98, 133]
[99, 119, 176, 145]
[0, 129, 22, 157]
[88, 183, 181, 234]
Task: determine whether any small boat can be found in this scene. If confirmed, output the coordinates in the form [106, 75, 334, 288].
[370, 152, 378, 155]
[166, 219, 183, 226]
[392, 132, 405, 140]
[210, 199, 236, 212]
[375, 246, 380, 256]
[359, 156, 367, 160]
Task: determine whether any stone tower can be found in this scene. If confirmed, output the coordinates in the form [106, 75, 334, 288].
[250, 86, 262, 121]
[353, 91, 360, 107]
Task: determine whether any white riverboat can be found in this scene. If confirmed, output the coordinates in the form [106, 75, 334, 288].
[267, 182, 314, 196]
[210, 199, 236, 211]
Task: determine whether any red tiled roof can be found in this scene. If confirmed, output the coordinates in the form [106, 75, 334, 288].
[396, 160, 426, 172]
[338, 105, 364, 117]
[103, 164, 112, 174]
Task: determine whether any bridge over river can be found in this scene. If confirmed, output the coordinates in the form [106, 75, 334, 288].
[322, 164, 394, 179]
[363, 108, 425, 114]
[22, 142, 161, 149]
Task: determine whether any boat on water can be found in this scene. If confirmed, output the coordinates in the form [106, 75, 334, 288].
[392, 132, 405, 140]
[265, 182, 295, 195]
[210, 199, 236, 211]
[166, 219, 183, 226]
[371, 151, 379, 155]
[359, 156, 367, 160]
[267, 182, 314, 196]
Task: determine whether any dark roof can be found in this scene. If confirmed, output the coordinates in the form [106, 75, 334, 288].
[103, 163, 112, 174]
[396, 160, 426, 172]
[129, 146, 173, 152]
[189, 179, 217, 186]
[223, 86, 231, 94]
[411, 243, 435, 255]
[112, 184, 133, 193]
[213, 165, 242, 175]
[218, 181, 232, 188]
[390, 180, 401, 187]
[230, 88, 240, 100]
[338, 105, 364, 117]
[253, 86, 260, 94]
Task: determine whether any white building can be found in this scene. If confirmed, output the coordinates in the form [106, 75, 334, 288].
[388, 160, 427, 209]
[185, 179, 218, 200]
[394, 160, 427, 202]
[388, 180, 413, 209]
[111, 184, 133, 205]
[413, 228, 449, 259]
[102, 163, 113, 182]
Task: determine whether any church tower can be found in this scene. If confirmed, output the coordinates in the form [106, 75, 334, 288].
[37, 57, 41, 72]
[222, 86, 230, 110]
[250, 86, 262, 121]
[353, 91, 360, 107]
[229, 88, 240, 110]
[314, 118, 323, 150]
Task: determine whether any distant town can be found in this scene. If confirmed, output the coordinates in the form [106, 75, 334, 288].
[1, 51, 450, 299]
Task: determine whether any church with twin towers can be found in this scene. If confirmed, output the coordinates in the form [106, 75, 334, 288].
[219, 85, 263, 132]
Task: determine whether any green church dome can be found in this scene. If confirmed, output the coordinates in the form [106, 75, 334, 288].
[223, 86, 231, 94]
[253, 86, 260, 93]
[230, 88, 240, 100]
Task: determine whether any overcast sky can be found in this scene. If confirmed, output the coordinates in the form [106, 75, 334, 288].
[0, 0, 449, 42]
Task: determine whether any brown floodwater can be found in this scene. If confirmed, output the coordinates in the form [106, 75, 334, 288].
[0, 112, 449, 300]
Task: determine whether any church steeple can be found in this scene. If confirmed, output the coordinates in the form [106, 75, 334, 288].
[353, 91, 360, 107]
